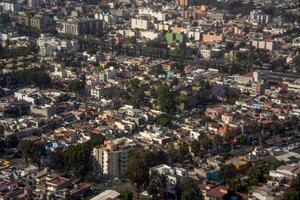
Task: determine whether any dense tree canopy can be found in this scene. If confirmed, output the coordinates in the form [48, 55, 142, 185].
[156, 84, 175, 113]
[126, 149, 166, 199]
[68, 80, 86, 93]
[18, 140, 45, 168]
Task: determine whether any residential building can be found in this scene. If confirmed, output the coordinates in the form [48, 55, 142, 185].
[93, 137, 136, 177]
[0, 0, 19, 13]
[57, 18, 102, 36]
[131, 18, 150, 30]
[27, 0, 39, 9]
[149, 164, 188, 195]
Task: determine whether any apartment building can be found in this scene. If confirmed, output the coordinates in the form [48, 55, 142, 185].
[93, 137, 136, 178]
[17, 12, 50, 30]
[57, 18, 102, 36]
[131, 18, 150, 30]
[0, 0, 20, 13]
[252, 40, 275, 51]
[149, 164, 188, 195]
[27, 0, 39, 8]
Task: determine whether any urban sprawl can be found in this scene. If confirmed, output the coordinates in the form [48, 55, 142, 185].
[0, 0, 300, 199]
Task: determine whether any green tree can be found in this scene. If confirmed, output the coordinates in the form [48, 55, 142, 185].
[156, 84, 174, 113]
[63, 143, 91, 178]
[220, 164, 237, 184]
[18, 140, 44, 168]
[191, 140, 202, 157]
[178, 142, 189, 164]
[157, 114, 172, 127]
[48, 150, 65, 172]
[283, 176, 300, 200]
[180, 179, 202, 200]
[0, 125, 4, 140]
[68, 80, 85, 93]
[126, 150, 165, 199]
[147, 172, 166, 200]
[120, 188, 134, 200]
[89, 133, 105, 147]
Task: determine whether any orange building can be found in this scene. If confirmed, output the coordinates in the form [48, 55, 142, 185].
[202, 33, 223, 42]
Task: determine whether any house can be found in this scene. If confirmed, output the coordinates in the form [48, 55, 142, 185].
[205, 185, 230, 200]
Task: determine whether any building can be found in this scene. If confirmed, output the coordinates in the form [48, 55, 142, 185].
[252, 40, 275, 51]
[17, 12, 50, 30]
[0, 1, 20, 13]
[93, 137, 136, 178]
[176, 0, 191, 7]
[250, 10, 271, 24]
[57, 18, 102, 36]
[269, 164, 300, 182]
[202, 33, 223, 42]
[200, 49, 223, 60]
[14, 88, 45, 106]
[90, 190, 120, 200]
[131, 18, 150, 30]
[138, 8, 166, 21]
[95, 11, 116, 25]
[27, 0, 39, 9]
[37, 34, 79, 57]
[149, 164, 188, 195]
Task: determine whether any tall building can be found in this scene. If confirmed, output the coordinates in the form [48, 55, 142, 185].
[176, 0, 191, 7]
[93, 137, 136, 178]
[17, 12, 50, 30]
[27, 0, 40, 8]
[57, 18, 102, 36]
[0, 1, 20, 13]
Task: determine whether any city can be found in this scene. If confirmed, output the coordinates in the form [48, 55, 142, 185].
[0, 0, 300, 199]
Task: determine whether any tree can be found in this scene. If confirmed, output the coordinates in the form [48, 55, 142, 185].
[68, 80, 85, 93]
[63, 143, 92, 178]
[48, 150, 65, 172]
[127, 151, 150, 200]
[283, 175, 300, 200]
[156, 84, 174, 113]
[18, 140, 44, 168]
[0, 125, 4, 140]
[120, 188, 134, 200]
[157, 114, 172, 127]
[191, 140, 202, 157]
[89, 133, 105, 147]
[180, 179, 202, 200]
[147, 172, 166, 200]
[290, 116, 299, 137]
[126, 150, 165, 199]
[13, 70, 51, 88]
[128, 88, 145, 108]
[220, 164, 237, 184]
[178, 142, 189, 164]
[0, 13, 10, 26]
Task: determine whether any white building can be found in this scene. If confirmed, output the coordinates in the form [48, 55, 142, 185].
[93, 137, 136, 178]
[131, 18, 150, 30]
[139, 31, 159, 40]
[138, 8, 166, 21]
[0, 1, 20, 13]
[150, 164, 188, 195]
[27, 0, 39, 8]
[200, 48, 222, 60]
[95, 12, 116, 25]
[99, 66, 117, 82]
[269, 164, 300, 181]
[14, 88, 44, 105]
[250, 10, 271, 24]
[37, 34, 79, 58]
[252, 40, 275, 51]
